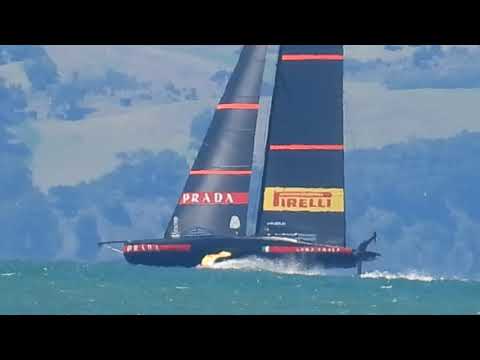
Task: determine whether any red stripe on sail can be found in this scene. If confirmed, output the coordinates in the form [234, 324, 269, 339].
[216, 103, 260, 110]
[270, 144, 344, 151]
[190, 170, 252, 175]
[180, 192, 249, 205]
[282, 54, 344, 61]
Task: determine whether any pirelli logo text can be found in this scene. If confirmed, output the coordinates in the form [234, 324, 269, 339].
[263, 187, 344, 213]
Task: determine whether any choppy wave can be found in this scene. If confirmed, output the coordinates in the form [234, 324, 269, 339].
[0, 273, 16, 277]
[200, 258, 473, 283]
[201, 256, 328, 276]
[361, 270, 452, 282]
[361, 270, 436, 282]
[0, 261, 478, 314]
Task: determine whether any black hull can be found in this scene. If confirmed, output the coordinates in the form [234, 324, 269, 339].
[120, 236, 372, 270]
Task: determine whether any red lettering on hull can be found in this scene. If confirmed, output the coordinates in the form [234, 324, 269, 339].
[123, 244, 191, 253]
[263, 246, 353, 255]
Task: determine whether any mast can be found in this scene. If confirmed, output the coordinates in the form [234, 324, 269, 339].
[255, 45, 346, 246]
[164, 45, 267, 239]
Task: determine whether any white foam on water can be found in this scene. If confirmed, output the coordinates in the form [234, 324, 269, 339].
[361, 270, 440, 282]
[200, 260, 475, 282]
[363, 270, 475, 283]
[200, 256, 328, 277]
[0, 273, 16, 277]
[329, 300, 346, 307]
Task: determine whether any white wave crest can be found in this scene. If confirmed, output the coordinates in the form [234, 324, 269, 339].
[0, 273, 16, 277]
[361, 270, 441, 282]
[201, 256, 327, 276]
[200, 260, 473, 282]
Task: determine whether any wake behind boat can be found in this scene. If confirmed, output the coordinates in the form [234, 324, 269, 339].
[99, 45, 380, 275]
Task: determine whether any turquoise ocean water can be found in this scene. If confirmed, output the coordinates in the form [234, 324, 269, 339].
[1, 258, 479, 315]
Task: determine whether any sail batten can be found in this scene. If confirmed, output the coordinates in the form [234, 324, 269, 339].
[164, 45, 267, 239]
[256, 45, 346, 247]
[217, 103, 260, 110]
[189, 170, 253, 176]
[270, 144, 344, 151]
[282, 54, 344, 61]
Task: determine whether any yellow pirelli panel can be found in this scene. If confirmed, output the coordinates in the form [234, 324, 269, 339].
[263, 187, 344, 213]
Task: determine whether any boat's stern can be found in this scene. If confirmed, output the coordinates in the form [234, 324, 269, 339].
[260, 243, 359, 269]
